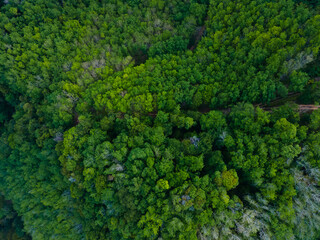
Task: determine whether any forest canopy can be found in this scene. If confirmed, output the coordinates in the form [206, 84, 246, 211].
[0, 0, 320, 239]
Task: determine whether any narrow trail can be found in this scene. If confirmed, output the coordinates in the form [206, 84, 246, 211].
[188, 16, 209, 51]
[146, 93, 320, 118]
[189, 25, 207, 51]
[268, 104, 320, 113]
[197, 103, 320, 115]
[254, 92, 301, 108]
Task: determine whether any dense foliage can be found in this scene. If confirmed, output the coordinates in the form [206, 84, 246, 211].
[0, 0, 320, 239]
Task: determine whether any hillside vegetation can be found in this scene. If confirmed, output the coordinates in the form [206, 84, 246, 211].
[0, 0, 320, 239]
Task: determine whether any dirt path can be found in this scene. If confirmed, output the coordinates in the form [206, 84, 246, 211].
[189, 25, 207, 51]
[188, 16, 209, 51]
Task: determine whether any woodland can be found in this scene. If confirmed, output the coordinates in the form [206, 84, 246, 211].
[0, 0, 320, 239]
